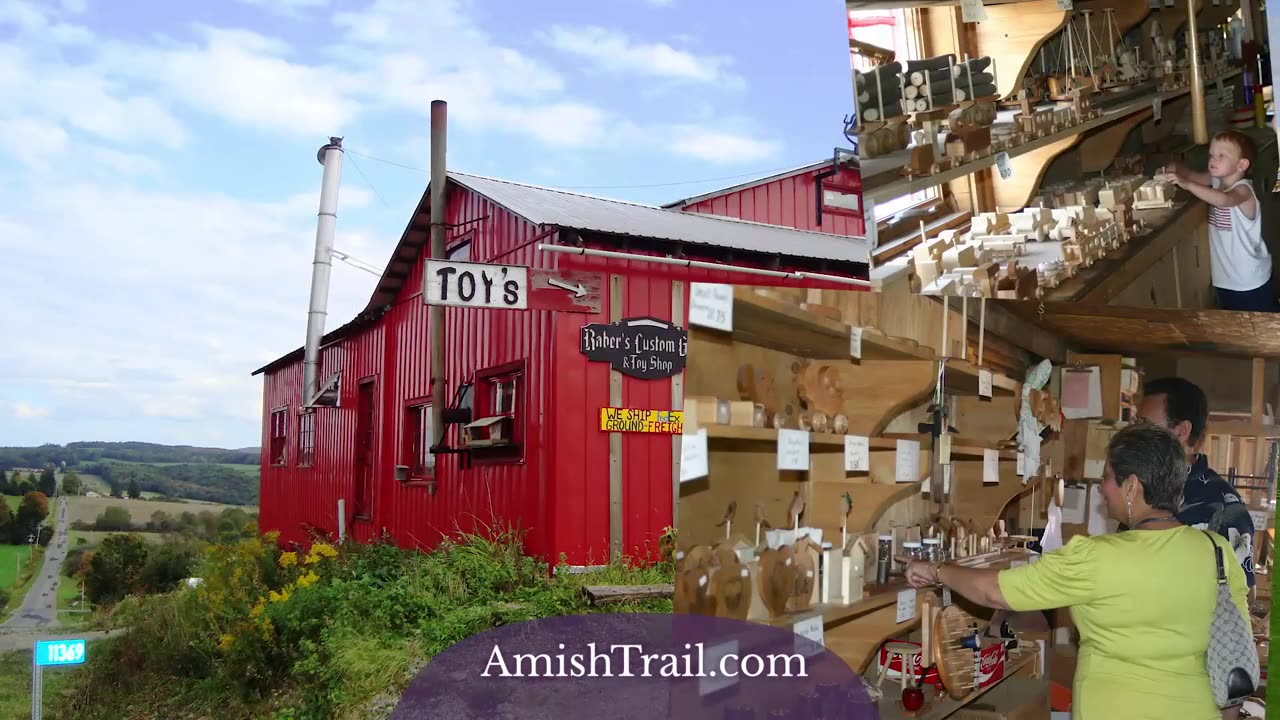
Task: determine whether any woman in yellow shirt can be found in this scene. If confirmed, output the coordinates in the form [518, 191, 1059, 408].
[905, 424, 1250, 720]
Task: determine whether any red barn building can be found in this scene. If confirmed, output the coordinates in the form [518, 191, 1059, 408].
[253, 160, 868, 567]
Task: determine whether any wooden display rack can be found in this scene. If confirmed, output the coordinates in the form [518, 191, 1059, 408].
[674, 287, 1056, 718]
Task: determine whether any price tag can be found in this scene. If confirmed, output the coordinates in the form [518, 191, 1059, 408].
[793, 614, 825, 657]
[1016, 451, 1026, 475]
[680, 429, 708, 482]
[1153, 95, 1162, 122]
[939, 433, 952, 465]
[1147, 0, 1159, 6]
[978, 369, 993, 398]
[995, 152, 1013, 180]
[942, 587, 953, 607]
[960, 0, 987, 23]
[983, 448, 1000, 484]
[896, 439, 921, 483]
[850, 327, 863, 360]
[1056, 0, 1072, 8]
[777, 429, 811, 471]
[1249, 509, 1271, 531]
[896, 589, 917, 623]
[943, 464, 952, 495]
[845, 435, 870, 472]
[1164, 0, 1173, 5]
[698, 640, 740, 696]
[689, 283, 733, 332]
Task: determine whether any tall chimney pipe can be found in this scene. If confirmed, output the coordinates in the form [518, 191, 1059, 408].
[428, 102, 447, 450]
[304, 137, 344, 406]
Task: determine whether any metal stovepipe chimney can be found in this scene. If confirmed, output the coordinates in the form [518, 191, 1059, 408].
[303, 137, 344, 406]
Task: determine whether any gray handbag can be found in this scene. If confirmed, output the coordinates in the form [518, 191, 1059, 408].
[1202, 530, 1260, 708]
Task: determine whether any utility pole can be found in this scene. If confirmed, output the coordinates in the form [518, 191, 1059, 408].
[427, 100, 448, 453]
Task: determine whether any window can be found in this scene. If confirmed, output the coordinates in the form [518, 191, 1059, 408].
[470, 362, 526, 462]
[404, 401, 436, 478]
[447, 239, 471, 261]
[849, 8, 941, 225]
[297, 410, 315, 467]
[270, 408, 288, 466]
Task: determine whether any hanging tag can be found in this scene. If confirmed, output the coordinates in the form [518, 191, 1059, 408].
[689, 283, 733, 332]
[845, 435, 870, 472]
[896, 439, 921, 483]
[793, 615, 825, 657]
[943, 464, 952, 495]
[995, 152, 1013, 180]
[942, 587, 953, 606]
[777, 429, 810, 472]
[1056, 0, 1072, 8]
[1153, 95, 1162, 122]
[850, 327, 863, 360]
[1017, 451, 1027, 475]
[978, 369, 993, 398]
[983, 448, 1000, 484]
[680, 430, 709, 482]
[939, 433, 953, 465]
[896, 589, 917, 623]
[960, 0, 988, 23]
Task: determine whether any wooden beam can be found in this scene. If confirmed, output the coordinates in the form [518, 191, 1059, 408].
[964, 299, 1068, 364]
[582, 584, 674, 605]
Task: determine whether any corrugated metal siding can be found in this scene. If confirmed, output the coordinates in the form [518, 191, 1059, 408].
[679, 167, 866, 237]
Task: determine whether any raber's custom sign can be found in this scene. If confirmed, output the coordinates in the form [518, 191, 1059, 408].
[599, 408, 684, 433]
[579, 317, 687, 380]
[424, 260, 528, 310]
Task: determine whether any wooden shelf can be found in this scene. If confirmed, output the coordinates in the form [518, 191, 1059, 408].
[860, 70, 1242, 204]
[870, 647, 1041, 720]
[825, 601, 924, 674]
[731, 287, 932, 361]
[702, 426, 1017, 462]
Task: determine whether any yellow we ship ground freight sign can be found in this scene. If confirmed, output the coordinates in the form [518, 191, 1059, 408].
[599, 408, 684, 434]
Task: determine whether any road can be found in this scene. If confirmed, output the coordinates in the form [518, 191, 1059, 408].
[1, 497, 71, 630]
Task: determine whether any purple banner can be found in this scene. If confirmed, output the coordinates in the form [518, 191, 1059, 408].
[389, 612, 879, 719]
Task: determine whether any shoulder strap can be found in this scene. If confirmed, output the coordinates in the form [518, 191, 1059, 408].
[1202, 530, 1228, 585]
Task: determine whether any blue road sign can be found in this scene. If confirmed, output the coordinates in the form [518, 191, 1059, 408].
[34, 639, 86, 667]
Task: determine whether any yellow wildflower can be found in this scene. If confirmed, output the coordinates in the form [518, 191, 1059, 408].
[268, 585, 292, 604]
[250, 597, 267, 618]
[296, 571, 320, 589]
[218, 634, 235, 651]
[313, 543, 338, 558]
[278, 552, 298, 568]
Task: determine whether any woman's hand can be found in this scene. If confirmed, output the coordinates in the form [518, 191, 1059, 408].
[905, 560, 939, 588]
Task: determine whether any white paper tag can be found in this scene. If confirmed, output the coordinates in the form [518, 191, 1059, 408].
[680, 429, 709, 482]
[995, 152, 1013, 180]
[1249, 509, 1270, 531]
[978, 369, 993, 398]
[983, 448, 1000, 484]
[845, 435, 870, 472]
[960, 0, 987, 23]
[699, 640, 740, 696]
[896, 589, 917, 623]
[688, 283, 733, 332]
[850, 327, 863, 359]
[896, 439, 921, 483]
[942, 587, 953, 606]
[1084, 459, 1105, 479]
[793, 615, 825, 657]
[1153, 95, 1162, 122]
[943, 464, 952, 494]
[777, 429, 811, 471]
[939, 433, 952, 465]
[1056, 0, 1072, 8]
[1016, 451, 1026, 476]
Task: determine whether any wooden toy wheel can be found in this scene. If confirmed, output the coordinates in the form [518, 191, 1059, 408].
[931, 604, 983, 700]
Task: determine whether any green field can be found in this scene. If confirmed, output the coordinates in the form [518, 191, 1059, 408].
[0, 647, 80, 719]
[0, 544, 35, 588]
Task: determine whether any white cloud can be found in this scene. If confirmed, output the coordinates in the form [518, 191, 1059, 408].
[540, 26, 743, 88]
[234, 0, 328, 16]
[668, 127, 780, 164]
[13, 403, 50, 419]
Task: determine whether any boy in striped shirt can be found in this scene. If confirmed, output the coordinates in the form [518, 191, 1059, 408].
[1163, 130, 1276, 312]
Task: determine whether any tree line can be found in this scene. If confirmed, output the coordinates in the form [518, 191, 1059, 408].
[0, 441, 260, 468]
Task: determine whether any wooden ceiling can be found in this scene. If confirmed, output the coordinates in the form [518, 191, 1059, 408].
[993, 302, 1280, 359]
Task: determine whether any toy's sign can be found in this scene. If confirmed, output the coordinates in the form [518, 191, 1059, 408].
[579, 317, 687, 380]
[599, 408, 683, 433]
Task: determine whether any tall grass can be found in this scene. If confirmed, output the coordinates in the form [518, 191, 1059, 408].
[48, 526, 672, 720]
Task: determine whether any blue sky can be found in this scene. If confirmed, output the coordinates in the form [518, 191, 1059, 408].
[0, 0, 852, 449]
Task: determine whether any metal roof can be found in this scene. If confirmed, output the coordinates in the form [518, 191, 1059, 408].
[446, 171, 870, 264]
[659, 160, 832, 209]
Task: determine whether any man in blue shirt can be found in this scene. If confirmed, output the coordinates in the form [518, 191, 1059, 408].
[1136, 377, 1256, 603]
